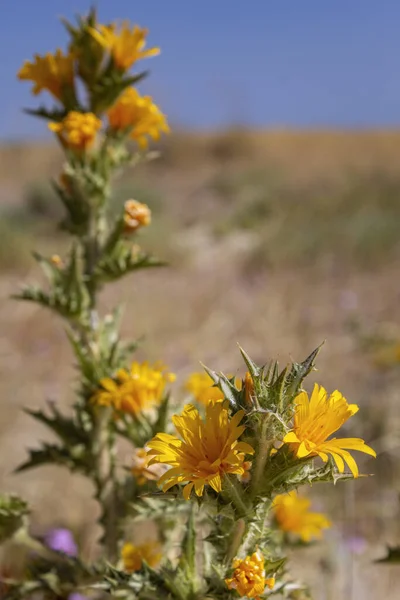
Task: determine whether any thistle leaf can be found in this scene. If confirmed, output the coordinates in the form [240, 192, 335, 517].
[23, 106, 67, 121]
[284, 344, 323, 402]
[239, 345, 261, 379]
[95, 244, 165, 282]
[24, 402, 88, 447]
[201, 364, 241, 409]
[15, 443, 89, 474]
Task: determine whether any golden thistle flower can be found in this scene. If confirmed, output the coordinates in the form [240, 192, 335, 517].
[49, 111, 102, 152]
[225, 552, 275, 599]
[121, 541, 161, 572]
[89, 22, 159, 71]
[283, 384, 376, 477]
[184, 372, 225, 405]
[147, 401, 254, 500]
[18, 49, 74, 100]
[273, 491, 331, 542]
[91, 361, 175, 417]
[107, 87, 169, 149]
[131, 447, 166, 485]
[124, 200, 151, 232]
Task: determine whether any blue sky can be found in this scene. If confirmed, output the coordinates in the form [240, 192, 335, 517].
[1, 0, 400, 139]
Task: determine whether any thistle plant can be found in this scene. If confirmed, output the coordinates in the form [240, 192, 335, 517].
[0, 8, 378, 600]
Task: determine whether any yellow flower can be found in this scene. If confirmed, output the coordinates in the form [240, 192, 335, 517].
[131, 447, 166, 485]
[124, 200, 151, 232]
[89, 22, 159, 71]
[49, 111, 102, 152]
[225, 552, 275, 599]
[121, 541, 161, 572]
[283, 384, 376, 477]
[107, 87, 169, 149]
[273, 491, 331, 542]
[91, 361, 176, 417]
[18, 49, 74, 100]
[147, 401, 254, 500]
[184, 372, 225, 405]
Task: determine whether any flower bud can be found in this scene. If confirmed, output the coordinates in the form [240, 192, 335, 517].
[50, 254, 63, 268]
[123, 200, 151, 232]
[244, 371, 255, 406]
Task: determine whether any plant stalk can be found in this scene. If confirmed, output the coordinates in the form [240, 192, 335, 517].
[223, 474, 248, 518]
[226, 518, 246, 565]
[249, 416, 272, 500]
[84, 200, 119, 561]
[93, 408, 119, 561]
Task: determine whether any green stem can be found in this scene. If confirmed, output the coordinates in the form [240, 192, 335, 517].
[226, 518, 246, 565]
[85, 208, 99, 310]
[240, 500, 271, 556]
[84, 201, 119, 562]
[186, 505, 197, 589]
[223, 474, 248, 518]
[92, 408, 119, 561]
[249, 417, 272, 500]
[13, 528, 54, 559]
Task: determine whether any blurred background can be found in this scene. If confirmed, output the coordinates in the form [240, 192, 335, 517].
[1, 1, 400, 598]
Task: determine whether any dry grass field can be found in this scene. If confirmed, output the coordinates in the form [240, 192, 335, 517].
[1, 130, 400, 598]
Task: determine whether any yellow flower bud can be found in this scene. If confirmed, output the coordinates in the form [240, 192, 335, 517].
[244, 371, 255, 406]
[225, 551, 275, 598]
[50, 255, 63, 268]
[49, 111, 102, 152]
[123, 200, 151, 232]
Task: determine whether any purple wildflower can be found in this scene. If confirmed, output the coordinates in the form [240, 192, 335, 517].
[45, 528, 78, 556]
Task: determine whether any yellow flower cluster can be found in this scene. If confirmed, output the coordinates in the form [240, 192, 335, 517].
[91, 361, 175, 417]
[108, 87, 169, 149]
[273, 491, 331, 542]
[89, 22, 159, 71]
[283, 384, 376, 477]
[18, 18, 169, 152]
[147, 400, 254, 499]
[123, 200, 151, 232]
[49, 112, 102, 152]
[225, 552, 275, 599]
[121, 541, 161, 572]
[18, 49, 74, 100]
